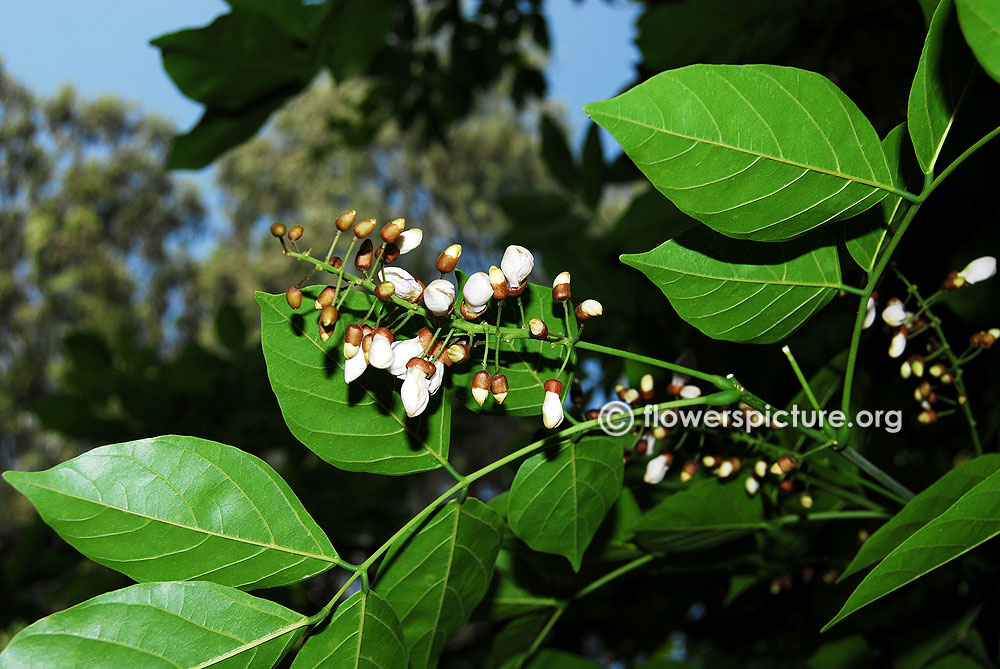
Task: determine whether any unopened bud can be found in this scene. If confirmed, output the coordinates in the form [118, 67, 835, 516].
[287, 225, 303, 241]
[285, 287, 302, 310]
[652, 425, 669, 440]
[715, 459, 735, 478]
[799, 492, 814, 509]
[315, 286, 337, 310]
[335, 209, 357, 232]
[529, 318, 548, 339]
[745, 477, 760, 496]
[270, 222, 286, 238]
[889, 328, 907, 359]
[915, 381, 932, 401]
[542, 379, 564, 429]
[344, 324, 362, 359]
[552, 271, 571, 302]
[436, 244, 462, 273]
[944, 271, 964, 291]
[491, 373, 509, 405]
[779, 479, 794, 493]
[910, 356, 925, 377]
[355, 239, 374, 270]
[354, 217, 376, 238]
[446, 340, 470, 365]
[380, 243, 400, 264]
[679, 385, 702, 399]
[575, 299, 603, 321]
[640, 374, 654, 401]
[320, 304, 339, 327]
[702, 455, 718, 468]
[918, 408, 938, 424]
[900, 360, 911, 379]
[406, 356, 434, 377]
[623, 388, 640, 404]
[770, 455, 797, 475]
[940, 371, 954, 384]
[328, 256, 343, 270]
[754, 460, 768, 478]
[585, 408, 600, 421]
[929, 363, 945, 378]
[417, 327, 434, 351]
[380, 218, 405, 243]
[489, 265, 509, 300]
[680, 460, 698, 482]
[375, 281, 395, 301]
[472, 370, 491, 406]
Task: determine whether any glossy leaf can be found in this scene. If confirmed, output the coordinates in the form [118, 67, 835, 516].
[0, 581, 307, 668]
[634, 477, 766, 552]
[508, 436, 624, 570]
[621, 226, 841, 344]
[909, 0, 975, 174]
[840, 454, 1000, 580]
[377, 498, 503, 668]
[291, 590, 407, 669]
[3, 435, 338, 589]
[449, 278, 576, 416]
[257, 288, 452, 475]
[955, 0, 1000, 84]
[825, 465, 1000, 629]
[585, 64, 894, 241]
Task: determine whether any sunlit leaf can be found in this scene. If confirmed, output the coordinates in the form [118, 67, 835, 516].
[291, 590, 407, 668]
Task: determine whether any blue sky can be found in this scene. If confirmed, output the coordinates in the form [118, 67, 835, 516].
[0, 0, 639, 201]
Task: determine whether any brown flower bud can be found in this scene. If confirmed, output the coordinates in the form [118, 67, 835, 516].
[362, 333, 373, 355]
[929, 363, 945, 378]
[417, 327, 435, 351]
[361, 324, 374, 337]
[446, 340, 470, 365]
[770, 455, 798, 475]
[585, 408, 600, 421]
[354, 217, 376, 238]
[507, 283, 527, 298]
[320, 304, 339, 328]
[940, 371, 954, 384]
[406, 356, 434, 377]
[640, 374, 654, 401]
[528, 318, 548, 339]
[436, 244, 462, 273]
[319, 320, 334, 343]
[374, 326, 394, 343]
[680, 460, 698, 482]
[460, 300, 486, 321]
[344, 324, 363, 359]
[472, 369, 491, 406]
[575, 299, 603, 321]
[315, 286, 337, 309]
[336, 210, 357, 232]
[491, 373, 509, 405]
[287, 225, 304, 241]
[918, 409, 938, 424]
[285, 287, 302, 310]
[269, 222, 286, 238]
[328, 256, 343, 270]
[380, 243, 400, 264]
[779, 479, 794, 493]
[544, 378, 563, 395]
[375, 281, 395, 301]
[489, 265, 509, 300]
[380, 218, 405, 243]
[944, 271, 964, 291]
[552, 271, 571, 302]
[355, 239, 374, 271]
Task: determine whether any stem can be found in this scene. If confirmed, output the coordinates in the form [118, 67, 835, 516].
[573, 340, 729, 390]
[574, 554, 655, 600]
[781, 345, 824, 416]
[922, 126, 1000, 201]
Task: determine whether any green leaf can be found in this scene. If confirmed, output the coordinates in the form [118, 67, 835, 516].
[257, 288, 452, 475]
[508, 436, 624, 570]
[487, 612, 549, 669]
[3, 435, 337, 589]
[449, 278, 575, 416]
[291, 590, 407, 669]
[585, 64, 895, 242]
[621, 226, 841, 344]
[475, 548, 562, 621]
[634, 477, 766, 552]
[824, 464, 1000, 630]
[840, 454, 1000, 580]
[0, 581, 307, 668]
[225, 0, 311, 39]
[377, 498, 503, 668]
[955, 0, 1000, 84]
[540, 114, 578, 191]
[909, 0, 975, 174]
[318, 0, 396, 80]
[581, 124, 604, 208]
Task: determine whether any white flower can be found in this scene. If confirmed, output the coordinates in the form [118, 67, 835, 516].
[679, 385, 702, 399]
[644, 455, 670, 484]
[882, 298, 907, 327]
[958, 256, 997, 285]
[344, 350, 368, 383]
[368, 333, 395, 369]
[381, 267, 423, 301]
[745, 477, 760, 496]
[463, 272, 493, 313]
[401, 367, 430, 418]
[862, 296, 876, 329]
[423, 279, 456, 316]
[542, 389, 564, 429]
[389, 339, 425, 378]
[889, 330, 907, 358]
[428, 360, 445, 395]
[500, 245, 534, 289]
[396, 228, 423, 255]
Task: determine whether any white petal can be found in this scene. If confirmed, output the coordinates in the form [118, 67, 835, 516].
[679, 385, 702, 399]
[882, 299, 906, 327]
[643, 455, 670, 484]
[958, 256, 997, 284]
[401, 368, 430, 418]
[428, 361, 445, 395]
[500, 245, 534, 289]
[369, 334, 395, 369]
[424, 279, 456, 316]
[396, 228, 423, 255]
[889, 331, 907, 358]
[390, 339, 424, 378]
[862, 297, 876, 329]
[463, 272, 493, 309]
[344, 351, 368, 383]
[542, 390, 564, 429]
[382, 267, 422, 301]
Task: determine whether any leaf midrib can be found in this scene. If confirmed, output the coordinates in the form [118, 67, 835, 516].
[624, 255, 841, 290]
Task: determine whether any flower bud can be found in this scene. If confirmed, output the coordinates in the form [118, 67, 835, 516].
[472, 369, 491, 406]
[285, 287, 303, 310]
[287, 225, 303, 241]
[882, 298, 906, 327]
[575, 299, 603, 321]
[640, 374, 654, 401]
[320, 304, 339, 328]
[910, 356, 925, 377]
[754, 460, 768, 478]
[585, 408, 600, 421]
[417, 327, 434, 351]
[652, 425, 669, 440]
[918, 409, 938, 424]
[915, 381, 932, 401]
[623, 388, 640, 404]
[944, 271, 964, 291]
[745, 477, 760, 496]
[270, 222, 286, 238]
[900, 359, 911, 379]
[344, 324, 363, 360]
[799, 492, 814, 509]
[680, 460, 698, 482]
[492, 373, 510, 405]
[779, 479, 794, 494]
[335, 209, 356, 232]
[957, 256, 997, 285]
[423, 279, 456, 316]
[489, 265, 509, 300]
[501, 245, 534, 289]
[436, 244, 462, 273]
[644, 454, 671, 484]
[702, 455, 718, 468]
[315, 285, 337, 310]
[463, 272, 493, 312]
[679, 385, 702, 399]
[940, 371, 954, 384]
[446, 340, 470, 365]
[542, 379, 564, 429]
[990, 328, 1000, 339]
[770, 455, 798, 475]
[889, 328, 907, 358]
[354, 217, 376, 238]
[406, 356, 434, 377]
[862, 296, 876, 329]
[396, 228, 422, 255]
[375, 281, 395, 301]
[362, 332, 373, 359]
[715, 459, 735, 478]
[328, 256, 343, 270]
[928, 363, 945, 378]
[552, 271, 571, 302]
[355, 238, 374, 270]
[528, 318, 548, 339]
[380, 243, 400, 264]
[380, 217, 405, 243]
